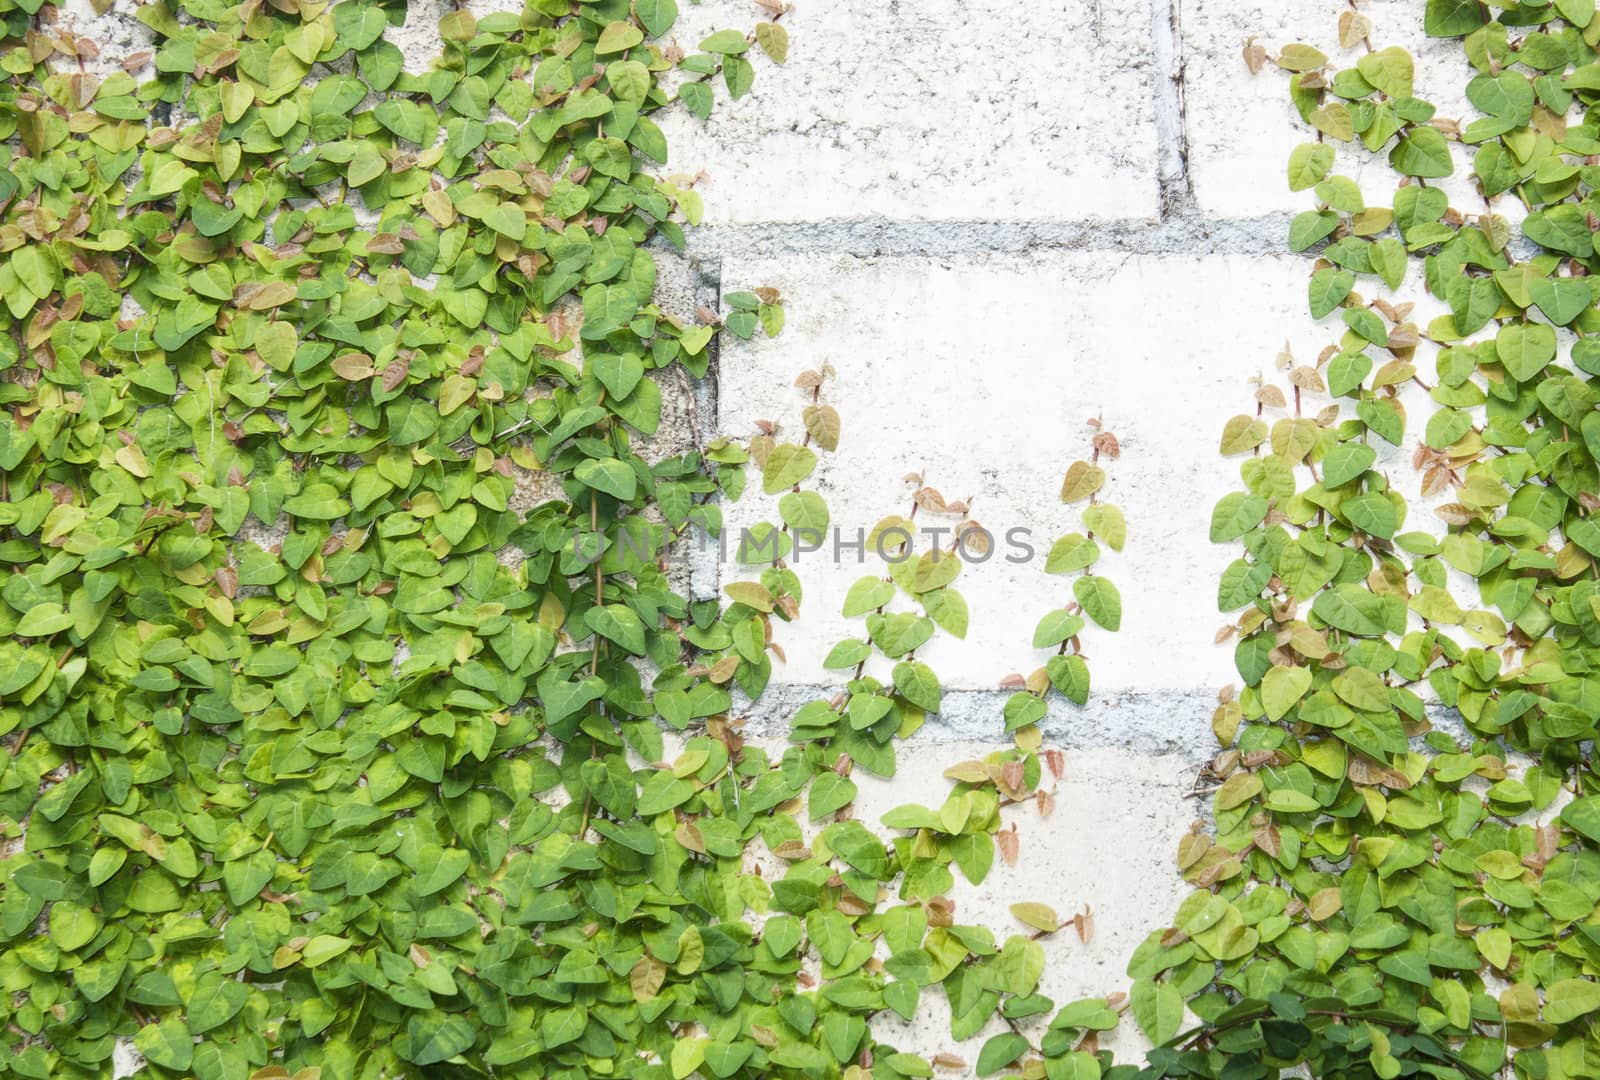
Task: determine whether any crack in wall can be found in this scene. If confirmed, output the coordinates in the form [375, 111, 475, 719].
[1152, 0, 1195, 217]
[688, 256, 724, 603]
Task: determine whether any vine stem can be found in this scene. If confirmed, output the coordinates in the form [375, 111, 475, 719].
[590, 489, 602, 676]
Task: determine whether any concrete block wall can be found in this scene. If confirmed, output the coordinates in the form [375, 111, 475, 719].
[675, 0, 1503, 1058]
[54, 0, 1498, 1069]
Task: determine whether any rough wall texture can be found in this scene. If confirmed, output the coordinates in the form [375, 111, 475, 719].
[676, 0, 1490, 1060]
[60, 0, 1482, 1070]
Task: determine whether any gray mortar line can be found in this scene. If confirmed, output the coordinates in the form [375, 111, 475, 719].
[688, 254, 723, 602]
[680, 214, 1293, 261]
[726, 683, 1472, 758]
[1152, 0, 1195, 217]
[732, 686, 1219, 754]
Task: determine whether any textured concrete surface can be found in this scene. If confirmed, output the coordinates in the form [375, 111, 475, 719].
[716, 250, 1316, 695]
[1184, 0, 1504, 222]
[853, 745, 1196, 1065]
[659, 0, 1164, 223]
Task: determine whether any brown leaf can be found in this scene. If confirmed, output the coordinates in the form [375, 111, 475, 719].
[914, 486, 949, 514]
[803, 403, 841, 451]
[1242, 38, 1267, 74]
[996, 824, 1019, 866]
[1288, 365, 1325, 391]
[1256, 385, 1288, 409]
[1072, 906, 1094, 944]
[380, 355, 410, 393]
[630, 954, 665, 1002]
[1338, 10, 1372, 48]
[331, 353, 374, 380]
[1308, 886, 1342, 921]
[772, 840, 811, 860]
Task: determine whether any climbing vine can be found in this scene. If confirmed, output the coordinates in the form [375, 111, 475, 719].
[0, 2, 1133, 1079]
[18, 0, 1597, 1079]
[1116, 2, 1600, 1079]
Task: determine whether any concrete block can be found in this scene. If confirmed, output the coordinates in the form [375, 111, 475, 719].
[53, 0, 154, 76]
[657, 0, 1163, 223]
[852, 744, 1195, 1063]
[715, 250, 1333, 696]
[1183, 0, 1516, 227]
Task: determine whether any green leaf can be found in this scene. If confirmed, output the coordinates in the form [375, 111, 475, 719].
[1072, 577, 1121, 631]
[17, 603, 74, 637]
[1321, 443, 1375, 488]
[1562, 796, 1600, 842]
[976, 1033, 1029, 1075]
[1544, 978, 1600, 1024]
[187, 973, 249, 1034]
[809, 771, 857, 820]
[1264, 788, 1321, 813]
[893, 660, 941, 712]
[1496, 322, 1557, 382]
[1045, 533, 1100, 574]
[1309, 267, 1355, 318]
[575, 457, 638, 500]
[1082, 503, 1126, 551]
[1033, 610, 1085, 649]
[762, 444, 817, 494]
[406, 1013, 479, 1066]
[1288, 143, 1335, 191]
[1210, 492, 1268, 542]
[1288, 210, 1339, 252]
[1046, 1053, 1103, 1080]
[1130, 979, 1185, 1045]
[47, 901, 97, 951]
[586, 603, 649, 654]
[596, 21, 644, 55]
[756, 22, 789, 64]
[415, 848, 471, 896]
[1425, 0, 1487, 36]
[699, 29, 749, 54]
[1047, 654, 1090, 705]
[1529, 276, 1592, 326]
[1389, 127, 1453, 178]
[135, 1018, 194, 1071]
[1342, 492, 1398, 538]
[636, 0, 678, 35]
[843, 575, 894, 617]
[1261, 664, 1312, 722]
[1357, 47, 1414, 98]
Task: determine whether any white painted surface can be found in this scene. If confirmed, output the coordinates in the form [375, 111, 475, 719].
[853, 745, 1195, 1064]
[717, 250, 1317, 695]
[659, 0, 1164, 223]
[1184, 0, 1515, 225]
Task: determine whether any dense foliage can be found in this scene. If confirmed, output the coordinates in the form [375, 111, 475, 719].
[0, 2, 1129, 1078]
[1126, 2, 1600, 1078]
[13, 0, 1600, 1078]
